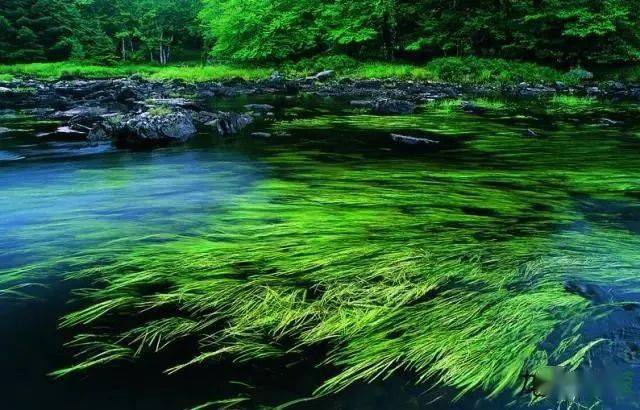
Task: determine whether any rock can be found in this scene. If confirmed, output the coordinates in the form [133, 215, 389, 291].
[52, 106, 112, 121]
[273, 131, 292, 137]
[0, 127, 11, 134]
[110, 110, 197, 148]
[128, 74, 145, 82]
[208, 112, 253, 135]
[524, 129, 538, 137]
[350, 100, 374, 108]
[309, 70, 335, 81]
[251, 132, 272, 138]
[263, 72, 286, 88]
[371, 98, 415, 115]
[144, 98, 202, 111]
[587, 87, 601, 96]
[244, 104, 275, 113]
[87, 123, 113, 144]
[460, 101, 486, 114]
[390, 134, 440, 146]
[567, 68, 594, 81]
[36, 126, 88, 141]
[190, 111, 219, 125]
[600, 118, 623, 126]
[116, 86, 140, 104]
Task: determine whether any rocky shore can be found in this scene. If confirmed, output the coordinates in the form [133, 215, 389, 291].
[1, 72, 639, 148]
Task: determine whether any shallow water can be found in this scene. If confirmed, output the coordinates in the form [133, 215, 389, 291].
[1, 95, 640, 409]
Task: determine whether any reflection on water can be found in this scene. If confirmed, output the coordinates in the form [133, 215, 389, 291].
[1, 95, 640, 409]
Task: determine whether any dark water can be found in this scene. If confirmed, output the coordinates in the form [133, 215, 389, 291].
[1, 95, 640, 409]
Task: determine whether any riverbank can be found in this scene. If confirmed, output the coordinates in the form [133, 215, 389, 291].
[1, 74, 639, 150]
[2, 57, 638, 86]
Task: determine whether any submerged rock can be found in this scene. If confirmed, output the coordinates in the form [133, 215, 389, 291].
[460, 101, 486, 114]
[371, 98, 415, 115]
[251, 132, 272, 138]
[600, 117, 624, 126]
[391, 133, 440, 147]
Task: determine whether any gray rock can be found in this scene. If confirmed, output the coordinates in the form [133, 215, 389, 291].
[251, 132, 272, 138]
[244, 104, 275, 113]
[87, 123, 113, 144]
[600, 118, 624, 126]
[371, 98, 415, 115]
[111, 110, 197, 147]
[310, 70, 335, 81]
[460, 101, 486, 114]
[391, 134, 439, 146]
[210, 112, 253, 135]
[144, 98, 202, 111]
[0, 127, 11, 134]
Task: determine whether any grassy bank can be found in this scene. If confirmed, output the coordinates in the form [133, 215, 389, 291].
[0, 57, 591, 86]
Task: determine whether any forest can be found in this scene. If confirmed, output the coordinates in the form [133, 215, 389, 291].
[2, 0, 640, 69]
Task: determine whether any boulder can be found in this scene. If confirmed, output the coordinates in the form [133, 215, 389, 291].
[209, 112, 253, 135]
[110, 110, 197, 148]
[371, 98, 415, 115]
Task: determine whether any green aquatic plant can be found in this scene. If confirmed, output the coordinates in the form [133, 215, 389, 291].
[3, 99, 640, 408]
[41, 149, 639, 406]
[549, 95, 597, 108]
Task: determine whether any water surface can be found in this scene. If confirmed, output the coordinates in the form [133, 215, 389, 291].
[1, 95, 640, 409]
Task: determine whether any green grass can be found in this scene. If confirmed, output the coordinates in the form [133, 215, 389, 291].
[549, 95, 597, 108]
[0, 73, 13, 82]
[0, 57, 577, 86]
[147, 106, 174, 117]
[0, 62, 271, 82]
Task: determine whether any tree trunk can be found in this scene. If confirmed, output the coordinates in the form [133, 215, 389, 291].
[121, 38, 126, 61]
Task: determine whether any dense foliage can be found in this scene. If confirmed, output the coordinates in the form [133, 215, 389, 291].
[0, 0, 200, 64]
[1, 1, 640, 67]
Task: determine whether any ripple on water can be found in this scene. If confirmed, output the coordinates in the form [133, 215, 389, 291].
[0, 150, 25, 161]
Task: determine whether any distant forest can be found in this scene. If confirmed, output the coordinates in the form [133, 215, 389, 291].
[1, 0, 639, 67]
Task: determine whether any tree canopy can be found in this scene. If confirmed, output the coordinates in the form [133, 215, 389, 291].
[1, 0, 639, 66]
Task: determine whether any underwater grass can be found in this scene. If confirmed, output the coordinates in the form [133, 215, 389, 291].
[39, 150, 640, 406]
[3, 98, 640, 407]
